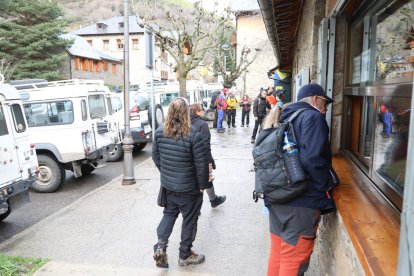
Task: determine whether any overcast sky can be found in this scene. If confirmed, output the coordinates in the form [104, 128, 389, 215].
[188, 0, 259, 12]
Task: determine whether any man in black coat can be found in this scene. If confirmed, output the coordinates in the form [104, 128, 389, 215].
[251, 89, 271, 143]
[152, 98, 209, 268]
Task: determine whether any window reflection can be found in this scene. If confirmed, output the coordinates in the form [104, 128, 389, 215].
[373, 97, 410, 193]
[375, 1, 414, 82]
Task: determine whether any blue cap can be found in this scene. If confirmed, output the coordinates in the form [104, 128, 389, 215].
[297, 83, 333, 103]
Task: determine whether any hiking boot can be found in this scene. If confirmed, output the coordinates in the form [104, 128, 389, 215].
[178, 251, 205, 266]
[241, 124, 244, 127]
[153, 245, 168, 268]
[232, 125, 237, 128]
[211, 195, 226, 208]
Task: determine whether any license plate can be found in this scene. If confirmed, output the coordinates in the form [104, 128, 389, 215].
[144, 124, 152, 134]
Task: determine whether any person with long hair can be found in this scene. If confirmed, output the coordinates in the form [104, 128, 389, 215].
[152, 98, 209, 268]
[190, 103, 226, 208]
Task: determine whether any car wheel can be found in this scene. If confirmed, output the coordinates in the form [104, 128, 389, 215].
[81, 164, 96, 176]
[204, 109, 215, 121]
[149, 104, 164, 130]
[0, 200, 11, 222]
[134, 142, 147, 152]
[107, 143, 124, 162]
[32, 154, 65, 193]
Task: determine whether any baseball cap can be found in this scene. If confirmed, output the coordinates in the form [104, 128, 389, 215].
[297, 83, 333, 103]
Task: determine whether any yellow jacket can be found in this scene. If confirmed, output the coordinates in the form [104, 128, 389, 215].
[226, 96, 239, 109]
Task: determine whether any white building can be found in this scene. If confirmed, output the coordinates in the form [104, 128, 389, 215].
[73, 16, 174, 89]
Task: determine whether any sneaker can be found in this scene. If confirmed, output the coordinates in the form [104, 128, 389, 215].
[210, 195, 226, 208]
[232, 125, 237, 128]
[241, 124, 244, 127]
[178, 251, 205, 266]
[247, 125, 249, 127]
[251, 138, 255, 144]
[153, 245, 168, 268]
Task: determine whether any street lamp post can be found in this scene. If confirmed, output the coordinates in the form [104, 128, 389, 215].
[122, 0, 136, 185]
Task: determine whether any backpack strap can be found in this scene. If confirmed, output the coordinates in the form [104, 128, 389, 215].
[287, 108, 307, 123]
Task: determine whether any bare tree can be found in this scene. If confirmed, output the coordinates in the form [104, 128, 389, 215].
[213, 44, 260, 88]
[142, 1, 233, 97]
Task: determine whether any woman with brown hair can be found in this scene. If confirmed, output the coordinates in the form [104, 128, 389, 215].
[152, 98, 209, 268]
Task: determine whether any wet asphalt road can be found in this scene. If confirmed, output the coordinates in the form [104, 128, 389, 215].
[0, 144, 152, 243]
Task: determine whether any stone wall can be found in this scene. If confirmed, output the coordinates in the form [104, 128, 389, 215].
[307, 212, 365, 276]
[236, 13, 278, 99]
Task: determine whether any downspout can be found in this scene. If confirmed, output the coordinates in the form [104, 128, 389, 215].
[257, 0, 281, 64]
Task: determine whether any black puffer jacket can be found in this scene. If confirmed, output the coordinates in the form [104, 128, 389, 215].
[152, 124, 210, 192]
[191, 114, 215, 168]
[253, 94, 270, 118]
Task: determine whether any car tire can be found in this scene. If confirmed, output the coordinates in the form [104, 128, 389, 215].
[33, 154, 65, 193]
[204, 109, 216, 121]
[134, 142, 147, 152]
[0, 200, 11, 222]
[149, 104, 164, 130]
[81, 164, 96, 176]
[107, 143, 124, 162]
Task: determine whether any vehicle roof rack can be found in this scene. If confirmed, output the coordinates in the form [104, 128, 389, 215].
[11, 79, 105, 91]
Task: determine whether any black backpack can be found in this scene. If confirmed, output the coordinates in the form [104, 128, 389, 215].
[252, 108, 308, 204]
[210, 91, 218, 109]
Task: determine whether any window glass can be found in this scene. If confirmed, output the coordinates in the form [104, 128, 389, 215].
[348, 19, 364, 84]
[372, 96, 410, 194]
[0, 103, 9, 136]
[11, 104, 26, 132]
[107, 98, 113, 115]
[374, 1, 414, 82]
[24, 101, 74, 126]
[88, 94, 107, 119]
[81, 100, 87, 121]
[160, 92, 179, 107]
[134, 94, 149, 111]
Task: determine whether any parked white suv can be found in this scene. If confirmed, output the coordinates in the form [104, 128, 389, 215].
[12, 79, 120, 192]
[0, 77, 38, 222]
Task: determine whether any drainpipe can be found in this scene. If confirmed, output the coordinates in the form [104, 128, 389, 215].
[257, 0, 281, 64]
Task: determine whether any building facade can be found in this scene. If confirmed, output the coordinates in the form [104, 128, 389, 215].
[257, 0, 414, 274]
[73, 16, 174, 89]
[60, 33, 122, 86]
[234, 11, 278, 99]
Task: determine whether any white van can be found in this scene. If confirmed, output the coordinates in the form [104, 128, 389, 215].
[0, 77, 38, 222]
[12, 79, 120, 193]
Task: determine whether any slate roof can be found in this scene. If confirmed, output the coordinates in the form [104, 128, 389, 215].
[60, 33, 121, 63]
[73, 16, 144, 36]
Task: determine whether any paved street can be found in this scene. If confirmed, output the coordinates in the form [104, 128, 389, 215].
[0, 146, 152, 243]
[0, 118, 270, 275]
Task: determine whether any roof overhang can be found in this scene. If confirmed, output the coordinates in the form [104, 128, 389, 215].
[257, 0, 304, 72]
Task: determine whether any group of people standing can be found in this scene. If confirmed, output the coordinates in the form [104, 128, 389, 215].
[151, 83, 338, 276]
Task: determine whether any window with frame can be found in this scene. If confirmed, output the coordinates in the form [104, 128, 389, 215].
[11, 104, 26, 133]
[132, 39, 139, 49]
[117, 39, 123, 49]
[81, 100, 87, 121]
[24, 101, 74, 126]
[112, 63, 117, 75]
[103, 40, 109, 50]
[88, 94, 107, 119]
[0, 103, 9, 136]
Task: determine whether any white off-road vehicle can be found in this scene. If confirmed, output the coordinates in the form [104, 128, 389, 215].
[12, 79, 120, 193]
[0, 76, 38, 222]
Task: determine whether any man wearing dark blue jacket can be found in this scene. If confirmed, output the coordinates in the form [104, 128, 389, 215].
[267, 83, 339, 276]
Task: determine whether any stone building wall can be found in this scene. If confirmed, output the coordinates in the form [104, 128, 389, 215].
[236, 13, 278, 99]
[307, 212, 365, 276]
